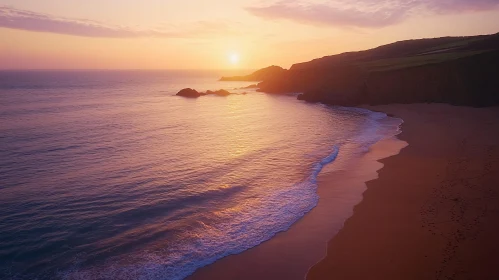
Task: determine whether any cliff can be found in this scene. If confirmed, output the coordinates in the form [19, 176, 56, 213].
[257, 32, 499, 107]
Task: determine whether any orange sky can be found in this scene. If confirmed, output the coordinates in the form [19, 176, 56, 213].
[1, 0, 499, 70]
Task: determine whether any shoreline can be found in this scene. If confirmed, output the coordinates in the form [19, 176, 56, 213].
[307, 104, 499, 280]
[187, 109, 407, 280]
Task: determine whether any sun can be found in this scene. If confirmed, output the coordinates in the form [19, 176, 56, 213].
[229, 52, 240, 65]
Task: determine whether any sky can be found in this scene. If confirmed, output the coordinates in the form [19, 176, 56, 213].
[1, 0, 498, 70]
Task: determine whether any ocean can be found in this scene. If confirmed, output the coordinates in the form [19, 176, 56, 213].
[0, 70, 402, 280]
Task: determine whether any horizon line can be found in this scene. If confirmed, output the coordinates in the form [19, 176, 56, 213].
[0, 68, 260, 72]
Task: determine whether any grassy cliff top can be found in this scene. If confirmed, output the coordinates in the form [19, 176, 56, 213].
[290, 32, 499, 73]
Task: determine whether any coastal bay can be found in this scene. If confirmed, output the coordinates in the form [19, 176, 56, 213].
[189, 103, 499, 280]
[188, 114, 407, 280]
[3, 2, 499, 279]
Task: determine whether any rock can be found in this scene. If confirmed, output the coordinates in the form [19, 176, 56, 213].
[177, 88, 239, 98]
[207, 89, 232, 96]
[241, 84, 259, 89]
[176, 88, 202, 98]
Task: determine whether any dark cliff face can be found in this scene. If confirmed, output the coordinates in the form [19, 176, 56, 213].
[257, 33, 499, 107]
[362, 51, 499, 107]
[258, 65, 365, 95]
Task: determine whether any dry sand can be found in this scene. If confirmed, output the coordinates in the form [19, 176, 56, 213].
[308, 104, 499, 280]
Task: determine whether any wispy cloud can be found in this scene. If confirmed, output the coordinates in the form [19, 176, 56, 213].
[246, 0, 499, 28]
[246, 1, 410, 28]
[421, 0, 499, 12]
[0, 6, 236, 38]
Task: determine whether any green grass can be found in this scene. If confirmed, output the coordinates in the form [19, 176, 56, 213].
[357, 50, 488, 72]
[417, 37, 485, 54]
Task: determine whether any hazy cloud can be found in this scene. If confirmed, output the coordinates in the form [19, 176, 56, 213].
[246, 0, 499, 28]
[0, 6, 236, 38]
[246, 1, 410, 28]
[421, 0, 499, 12]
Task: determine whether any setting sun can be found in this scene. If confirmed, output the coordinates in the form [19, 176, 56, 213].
[229, 52, 240, 65]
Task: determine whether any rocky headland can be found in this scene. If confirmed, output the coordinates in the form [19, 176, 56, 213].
[221, 32, 499, 107]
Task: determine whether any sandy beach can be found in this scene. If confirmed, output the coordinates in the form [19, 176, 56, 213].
[189, 103, 499, 280]
[188, 109, 407, 280]
[308, 104, 499, 280]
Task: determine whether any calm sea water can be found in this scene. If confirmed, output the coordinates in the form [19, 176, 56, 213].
[0, 70, 401, 280]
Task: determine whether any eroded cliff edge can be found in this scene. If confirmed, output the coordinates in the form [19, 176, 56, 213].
[223, 33, 499, 107]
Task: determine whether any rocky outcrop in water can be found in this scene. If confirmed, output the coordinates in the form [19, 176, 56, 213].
[176, 88, 203, 98]
[205, 89, 231, 96]
[241, 84, 259, 89]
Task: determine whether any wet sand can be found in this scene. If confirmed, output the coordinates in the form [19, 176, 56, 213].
[188, 111, 407, 280]
[308, 104, 499, 280]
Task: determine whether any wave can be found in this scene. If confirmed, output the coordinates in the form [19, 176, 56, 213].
[59, 147, 341, 280]
[59, 109, 402, 280]
[347, 108, 403, 153]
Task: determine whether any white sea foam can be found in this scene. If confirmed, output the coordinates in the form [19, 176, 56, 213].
[61, 146, 341, 280]
[61, 109, 402, 280]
